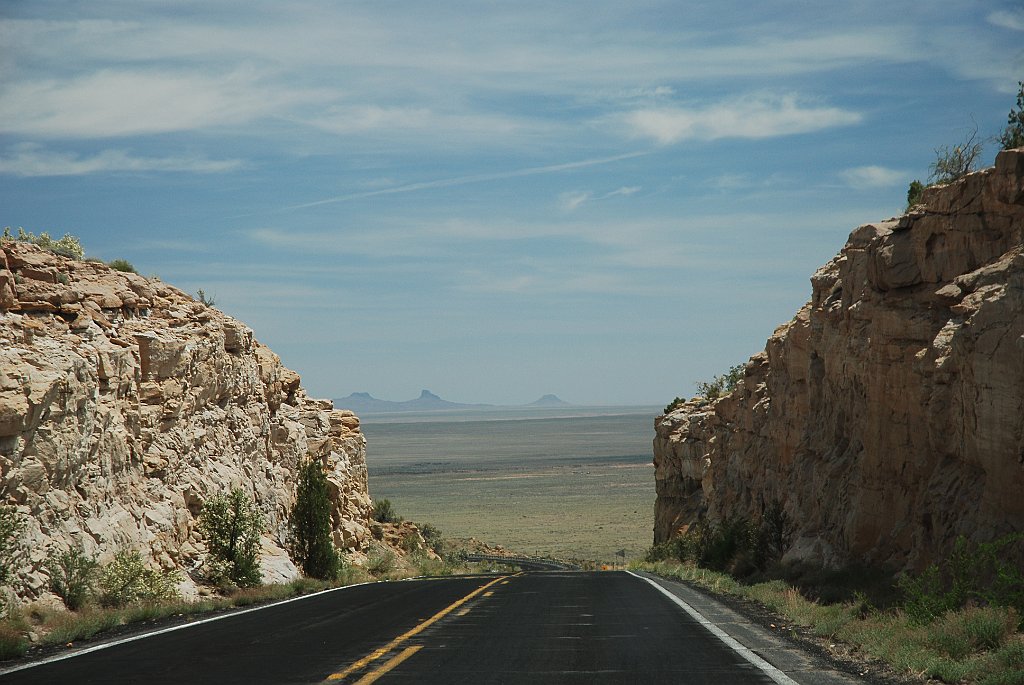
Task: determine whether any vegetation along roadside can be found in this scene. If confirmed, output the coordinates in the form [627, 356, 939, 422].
[634, 518, 1024, 685]
[0, 493, 515, 663]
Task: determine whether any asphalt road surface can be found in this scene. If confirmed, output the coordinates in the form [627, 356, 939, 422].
[0, 571, 835, 684]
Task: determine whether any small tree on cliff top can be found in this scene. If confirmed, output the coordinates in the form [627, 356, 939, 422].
[199, 488, 264, 588]
[1000, 80, 1024, 150]
[290, 460, 342, 580]
[929, 125, 985, 184]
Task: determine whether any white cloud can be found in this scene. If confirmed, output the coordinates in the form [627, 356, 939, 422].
[1, 8, 1011, 155]
[303, 105, 537, 141]
[622, 94, 861, 144]
[0, 144, 244, 176]
[703, 173, 793, 192]
[559, 191, 592, 211]
[0, 68, 325, 138]
[0, 15, 921, 87]
[839, 165, 907, 189]
[558, 186, 639, 211]
[988, 10, 1024, 31]
[603, 186, 641, 198]
[243, 211, 815, 272]
[0, 10, 935, 148]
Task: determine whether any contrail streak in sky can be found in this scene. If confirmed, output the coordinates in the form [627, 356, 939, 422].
[279, 150, 651, 212]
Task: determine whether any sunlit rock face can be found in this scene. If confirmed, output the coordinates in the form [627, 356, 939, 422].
[0, 243, 372, 596]
[654, 148, 1024, 571]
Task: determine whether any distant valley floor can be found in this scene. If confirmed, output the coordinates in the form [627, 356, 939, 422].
[363, 411, 657, 563]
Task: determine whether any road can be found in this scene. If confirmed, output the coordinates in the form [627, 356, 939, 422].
[0, 571, 852, 684]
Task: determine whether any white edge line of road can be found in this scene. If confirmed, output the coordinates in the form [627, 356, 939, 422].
[0, 579, 382, 676]
[627, 570, 800, 685]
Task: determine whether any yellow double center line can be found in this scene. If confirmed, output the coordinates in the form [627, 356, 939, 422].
[326, 575, 512, 683]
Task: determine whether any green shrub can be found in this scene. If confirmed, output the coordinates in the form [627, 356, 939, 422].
[758, 500, 793, 563]
[419, 523, 443, 554]
[901, 564, 958, 624]
[97, 549, 181, 608]
[411, 553, 453, 577]
[107, 258, 137, 273]
[198, 489, 265, 589]
[906, 179, 925, 208]
[976, 534, 1024, 615]
[2, 227, 84, 260]
[980, 671, 1024, 685]
[1000, 81, 1024, 150]
[371, 498, 400, 524]
[995, 639, 1024, 669]
[648, 501, 792, 576]
[46, 547, 99, 610]
[696, 364, 745, 401]
[290, 460, 343, 580]
[445, 548, 470, 564]
[663, 397, 686, 414]
[0, 622, 28, 660]
[196, 289, 216, 306]
[366, 549, 396, 577]
[700, 516, 756, 571]
[399, 530, 421, 554]
[901, 533, 1024, 625]
[644, 536, 692, 563]
[0, 506, 26, 588]
[926, 606, 1018, 660]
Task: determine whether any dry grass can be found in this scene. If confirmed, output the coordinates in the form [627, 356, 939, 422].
[0, 575, 370, 662]
[371, 460, 653, 564]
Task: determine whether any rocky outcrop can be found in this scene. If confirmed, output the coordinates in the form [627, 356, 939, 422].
[0, 243, 373, 596]
[654, 148, 1024, 572]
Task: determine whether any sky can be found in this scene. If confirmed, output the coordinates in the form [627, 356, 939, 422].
[2, 2, 1023, 407]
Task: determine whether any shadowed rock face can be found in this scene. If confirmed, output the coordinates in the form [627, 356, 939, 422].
[0, 244, 372, 597]
[654, 148, 1024, 572]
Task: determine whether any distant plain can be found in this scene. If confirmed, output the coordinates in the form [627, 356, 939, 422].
[363, 408, 659, 565]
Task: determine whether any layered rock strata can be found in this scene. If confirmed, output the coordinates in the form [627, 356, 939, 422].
[0, 243, 372, 595]
[654, 148, 1024, 571]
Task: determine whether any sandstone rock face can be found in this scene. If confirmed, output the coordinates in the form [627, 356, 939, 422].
[0, 243, 372, 596]
[654, 148, 1024, 572]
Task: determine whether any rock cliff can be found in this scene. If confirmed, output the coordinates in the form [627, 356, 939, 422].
[0, 242, 372, 596]
[654, 148, 1024, 571]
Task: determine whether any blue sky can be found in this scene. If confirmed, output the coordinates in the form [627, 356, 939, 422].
[2, 1, 1022, 406]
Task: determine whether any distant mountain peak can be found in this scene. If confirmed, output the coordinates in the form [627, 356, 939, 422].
[528, 394, 570, 407]
[335, 390, 493, 413]
[334, 390, 576, 413]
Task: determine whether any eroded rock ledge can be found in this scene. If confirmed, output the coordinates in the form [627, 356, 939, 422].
[0, 243, 372, 596]
[654, 148, 1024, 572]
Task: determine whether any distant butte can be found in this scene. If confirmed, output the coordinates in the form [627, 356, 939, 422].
[527, 394, 570, 407]
[334, 391, 573, 413]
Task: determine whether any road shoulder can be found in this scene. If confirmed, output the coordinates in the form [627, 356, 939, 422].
[630, 570, 903, 685]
